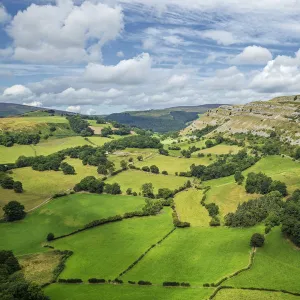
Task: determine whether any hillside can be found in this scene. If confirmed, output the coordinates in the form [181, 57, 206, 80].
[106, 104, 222, 132]
[184, 96, 300, 145]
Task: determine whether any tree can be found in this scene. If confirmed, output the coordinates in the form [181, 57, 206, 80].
[137, 155, 143, 161]
[3, 201, 26, 222]
[101, 127, 113, 137]
[295, 147, 300, 160]
[205, 140, 214, 148]
[162, 170, 168, 175]
[150, 165, 159, 174]
[128, 157, 134, 163]
[157, 188, 173, 199]
[141, 183, 154, 198]
[142, 166, 150, 172]
[97, 165, 108, 175]
[250, 233, 265, 247]
[126, 188, 132, 195]
[47, 233, 54, 241]
[60, 162, 75, 175]
[1, 176, 14, 189]
[234, 171, 244, 185]
[270, 180, 287, 196]
[205, 203, 219, 217]
[120, 160, 128, 170]
[13, 181, 23, 193]
[104, 183, 121, 195]
[159, 148, 169, 156]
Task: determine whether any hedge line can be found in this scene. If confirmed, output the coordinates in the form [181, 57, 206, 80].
[171, 202, 190, 228]
[58, 278, 83, 283]
[53, 250, 74, 282]
[118, 228, 176, 277]
[88, 278, 106, 284]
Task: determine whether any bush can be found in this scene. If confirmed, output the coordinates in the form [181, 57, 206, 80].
[126, 188, 132, 195]
[47, 233, 55, 241]
[60, 162, 75, 175]
[163, 282, 180, 286]
[104, 183, 121, 195]
[141, 166, 150, 172]
[181, 282, 190, 287]
[88, 278, 106, 283]
[205, 203, 219, 217]
[128, 281, 136, 284]
[138, 280, 152, 285]
[150, 165, 159, 174]
[250, 233, 265, 247]
[74, 176, 104, 194]
[162, 170, 168, 175]
[58, 278, 83, 283]
[209, 217, 221, 227]
[13, 181, 23, 193]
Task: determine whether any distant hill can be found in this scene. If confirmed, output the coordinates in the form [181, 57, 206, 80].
[184, 96, 300, 145]
[0, 103, 75, 118]
[106, 104, 223, 132]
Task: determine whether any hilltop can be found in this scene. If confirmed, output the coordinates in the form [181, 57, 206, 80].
[184, 95, 300, 145]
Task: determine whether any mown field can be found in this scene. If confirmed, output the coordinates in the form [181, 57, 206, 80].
[45, 284, 213, 300]
[0, 158, 102, 213]
[174, 189, 210, 227]
[0, 193, 145, 255]
[51, 208, 174, 280]
[105, 170, 188, 194]
[225, 227, 300, 292]
[122, 226, 261, 285]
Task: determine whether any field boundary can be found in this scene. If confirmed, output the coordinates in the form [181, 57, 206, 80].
[118, 227, 177, 279]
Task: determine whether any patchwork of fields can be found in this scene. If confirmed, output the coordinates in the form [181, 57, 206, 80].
[1, 114, 300, 300]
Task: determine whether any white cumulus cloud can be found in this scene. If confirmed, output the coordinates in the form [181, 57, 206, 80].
[67, 105, 81, 113]
[3, 85, 32, 96]
[230, 46, 273, 65]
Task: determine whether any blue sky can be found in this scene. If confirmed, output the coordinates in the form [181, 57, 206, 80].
[1, 0, 300, 114]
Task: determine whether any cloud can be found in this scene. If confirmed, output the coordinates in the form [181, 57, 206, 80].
[7, 0, 124, 63]
[0, 5, 10, 23]
[84, 53, 152, 84]
[67, 105, 81, 113]
[117, 51, 124, 57]
[3, 85, 32, 96]
[86, 108, 97, 115]
[166, 74, 188, 90]
[200, 30, 237, 45]
[23, 101, 42, 107]
[230, 46, 272, 65]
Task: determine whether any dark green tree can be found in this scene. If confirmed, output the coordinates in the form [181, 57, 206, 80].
[250, 233, 265, 247]
[3, 201, 26, 222]
[13, 181, 23, 193]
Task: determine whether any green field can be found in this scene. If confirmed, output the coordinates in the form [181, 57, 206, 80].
[198, 144, 242, 155]
[106, 170, 188, 194]
[0, 136, 112, 164]
[215, 289, 300, 300]
[225, 227, 300, 292]
[122, 227, 261, 285]
[0, 193, 145, 255]
[135, 154, 212, 175]
[0, 158, 102, 213]
[174, 189, 210, 226]
[51, 208, 174, 280]
[45, 284, 213, 300]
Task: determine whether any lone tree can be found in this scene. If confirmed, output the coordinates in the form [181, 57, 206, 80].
[141, 183, 154, 198]
[150, 165, 159, 174]
[250, 233, 265, 247]
[3, 201, 26, 222]
[13, 181, 23, 193]
[120, 160, 128, 170]
[47, 233, 55, 241]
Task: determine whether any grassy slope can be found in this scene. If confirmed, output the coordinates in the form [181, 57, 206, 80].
[0, 136, 112, 164]
[105, 170, 187, 194]
[215, 289, 300, 300]
[226, 227, 300, 292]
[0, 193, 145, 255]
[174, 189, 210, 227]
[19, 251, 62, 285]
[199, 144, 241, 155]
[122, 227, 261, 285]
[51, 208, 174, 280]
[45, 284, 213, 300]
[0, 158, 102, 214]
[135, 154, 212, 175]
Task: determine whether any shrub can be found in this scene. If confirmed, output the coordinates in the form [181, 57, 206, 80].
[150, 165, 159, 174]
[205, 203, 219, 217]
[163, 282, 180, 286]
[137, 155, 143, 161]
[250, 233, 265, 247]
[88, 278, 106, 283]
[104, 183, 121, 195]
[13, 181, 23, 193]
[141, 166, 150, 172]
[47, 233, 55, 241]
[128, 281, 136, 284]
[60, 162, 75, 175]
[126, 188, 132, 195]
[114, 278, 123, 284]
[181, 282, 190, 287]
[210, 217, 221, 227]
[162, 170, 168, 175]
[58, 278, 83, 283]
[138, 280, 152, 285]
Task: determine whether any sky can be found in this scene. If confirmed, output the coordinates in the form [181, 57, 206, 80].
[1, 0, 300, 115]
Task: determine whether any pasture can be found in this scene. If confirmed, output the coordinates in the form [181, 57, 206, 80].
[0, 193, 145, 255]
[225, 227, 300, 292]
[105, 170, 188, 194]
[174, 189, 210, 227]
[51, 208, 174, 280]
[215, 289, 300, 300]
[197, 144, 242, 155]
[45, 284, 213, 300]
[0, 158, 101, 213]
[122, 226, 261, 285]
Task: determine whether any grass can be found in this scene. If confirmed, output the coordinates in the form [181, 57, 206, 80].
[244, 156, 300, 194]
[122, 226, 261, 285]
[0, 193, 145, 255]
[45, 284, 213, 300]
[198, 144, 241, 155]
[225, 227, 300, 292]
[19, 251, 63, 285]
[51, 208, 174, 280]
[135, 154, 212, 175]
[0, 136, 112, 164]
[105, 170, 188, 194]
[215, 289, 300, 300]
[0, 158, 102, 214]
[174, 189, 210, 227]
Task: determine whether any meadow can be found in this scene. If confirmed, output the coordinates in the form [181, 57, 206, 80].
[174, 188, 210, 227]
[105, 170, 187, 194]
[0, 193, 145, 255]
[225, 227, 300, 292]
[0, 158, 102, 213]
[122, 226, 261, 285]
[51, 208, 174, 280]
[45, 284, 213, 300]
